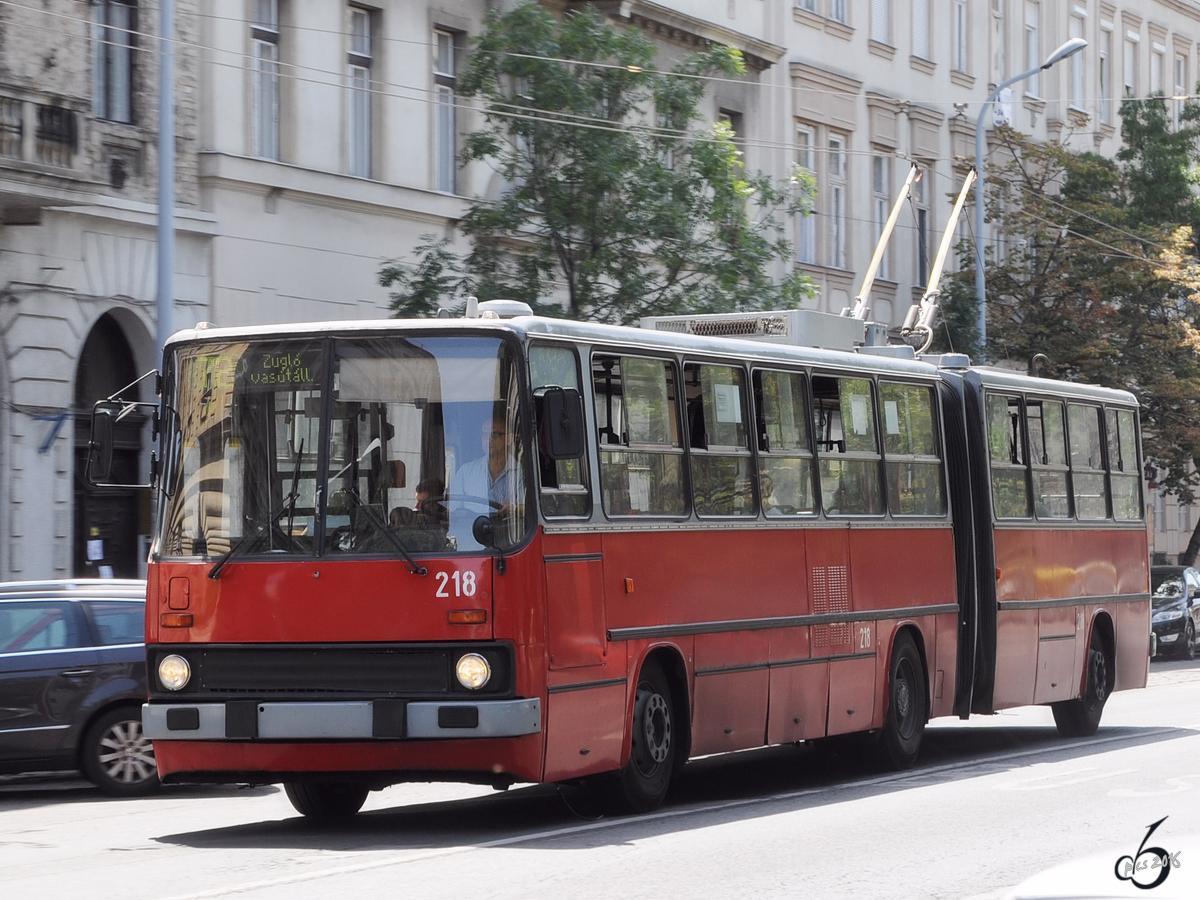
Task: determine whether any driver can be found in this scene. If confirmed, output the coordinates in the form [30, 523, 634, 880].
[450, 408, 517, 512]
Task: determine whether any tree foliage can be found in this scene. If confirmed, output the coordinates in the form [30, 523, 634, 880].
[938, 98, 1200, 559]
[381, 3, 813, 323]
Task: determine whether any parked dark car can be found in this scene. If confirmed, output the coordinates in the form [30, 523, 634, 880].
[0, 579, 155, 795]
[1152, 566, 1200, 660]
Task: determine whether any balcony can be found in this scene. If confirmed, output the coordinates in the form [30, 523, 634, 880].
[0, 91, 101, 223]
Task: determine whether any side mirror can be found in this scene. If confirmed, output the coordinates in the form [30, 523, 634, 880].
[472, 515, 496, 548]
[536, 386, 585, 461]
[87, 402, 119, 484]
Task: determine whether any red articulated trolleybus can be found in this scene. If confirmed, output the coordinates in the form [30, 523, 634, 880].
[84, 302, 1150, 819]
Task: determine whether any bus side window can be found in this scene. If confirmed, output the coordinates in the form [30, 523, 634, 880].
[530, 344, 591, 518]
[1067, 404, 1107, 520]
[1027, 398, 1070, 518]
[592, 354, 686, 517]
[684, 362, 755, 517]
[879, 381, 945, 516]
[811, 375, 883, 515]
[753, 369, 816, 517]
[986, 393, 1031, 518]
[1106, 407, 1142, 520]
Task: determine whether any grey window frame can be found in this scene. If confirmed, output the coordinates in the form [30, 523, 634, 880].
[1066, 401, 1108, 520]
[986, 391, 1033, 521]
[1026, 395, 1072, 520]
[752, 366, 819, 519]
[530, 341, 593, 520]
[878, 378, 947, 518]
[1105, 404, 1143, 522]
[811, 371, 885, 517]
[683, 360, 757, 519]
[591, 350, 689, 520]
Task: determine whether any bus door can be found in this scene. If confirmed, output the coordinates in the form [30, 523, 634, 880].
[811, 374, 878, 736]
[532, 344, 624, 781]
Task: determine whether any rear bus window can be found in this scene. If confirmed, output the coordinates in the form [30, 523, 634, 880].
[987, 393, 1031, 518]
[753, 369, 816, 517]
[812, 375, 883, 515]
[592, 355, 686, 517]
[1106, 407, 1142, 520]
[1067, 403, 1107, 519]
[1027, 398, 1070, 518]
[684, 363, 755, 517]
[879, 382, 945, 516]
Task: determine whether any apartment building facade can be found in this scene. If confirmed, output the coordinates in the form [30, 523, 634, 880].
[2, 0, 1198, 578]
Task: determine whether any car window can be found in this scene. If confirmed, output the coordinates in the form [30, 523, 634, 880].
[86, 601, 144, 645]
[1154, 578, 1184, 598]
[0, 602, 81, 652]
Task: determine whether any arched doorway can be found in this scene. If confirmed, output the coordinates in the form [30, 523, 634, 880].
[73, 314, 145, 578]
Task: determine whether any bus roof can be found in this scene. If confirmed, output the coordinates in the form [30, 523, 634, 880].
[165, 315, 1137, 404]
[165, 315, 942, 379]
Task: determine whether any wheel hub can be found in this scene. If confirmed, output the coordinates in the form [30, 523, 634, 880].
[643, 694, 671, 764]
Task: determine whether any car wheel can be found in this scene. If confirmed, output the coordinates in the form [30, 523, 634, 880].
[80, 706, 159, 797]
[1183, 620, 1196, 660]
[1051, 628, 1111, 738]
[285, 781, 370, 819]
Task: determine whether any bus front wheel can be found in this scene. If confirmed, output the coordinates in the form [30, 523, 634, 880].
[607, 661, 678, 814]
[284, 780, 369, 819]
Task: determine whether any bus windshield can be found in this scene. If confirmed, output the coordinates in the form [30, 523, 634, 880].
[159, 334, 529, 561]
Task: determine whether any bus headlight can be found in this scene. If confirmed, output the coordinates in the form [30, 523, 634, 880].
[158, 654, 191, 691]
[455, 653, 491, 690]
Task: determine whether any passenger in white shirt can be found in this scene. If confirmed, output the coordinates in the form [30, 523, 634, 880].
[448, 409, 520, 547]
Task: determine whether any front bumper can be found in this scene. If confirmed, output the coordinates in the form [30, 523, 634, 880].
[1152, 618, 1186, 655]
[143, 698, 541, 741]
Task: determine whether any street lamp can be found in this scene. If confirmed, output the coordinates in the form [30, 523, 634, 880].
[974, 37, 1087, 357]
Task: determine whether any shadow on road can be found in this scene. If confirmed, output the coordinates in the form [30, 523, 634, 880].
[152, 722, 1195, 853]
[0, 773, 278, 812]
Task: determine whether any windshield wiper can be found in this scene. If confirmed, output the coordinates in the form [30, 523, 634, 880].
[339, 486, 428, 576]
[209, 455, 306, 580]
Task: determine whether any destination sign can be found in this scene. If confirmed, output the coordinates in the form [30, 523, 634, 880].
[238, 347, 324, 391]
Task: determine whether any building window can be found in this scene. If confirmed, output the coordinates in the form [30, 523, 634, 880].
[92, 0, 136, 123]
[829, 0, 847, 24]
[718, 108, 745, 145]
[828, 134, 847, 270]
[1069, 9, 1086, 109]
[434, 29, 458, 193]
[871, 0, 891, 45]
[1124, 31, 1139, 99]
[872, 155, 892, 279]
[952, 0, 968, 72]
[251, 0, 280, 160]
[796, 125, 816, 264]
[347, 7, 372, 177]
[1151, 42, 1165, 96]
[797, 0, 817, 13]
[914, 165, 931, 286]
[912, 0, 930, 60]
[1175, 52, 1188, 126]
[1023, 1, 1041, 96]
[1099, 21, 1114, 123]
[991, 0, 1007, 83]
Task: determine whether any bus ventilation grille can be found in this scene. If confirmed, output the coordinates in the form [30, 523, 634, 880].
[811, 565, 850, 649]
[652, 315, 789, 338]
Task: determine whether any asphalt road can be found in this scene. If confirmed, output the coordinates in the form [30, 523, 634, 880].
[3, 659, 1200, 899]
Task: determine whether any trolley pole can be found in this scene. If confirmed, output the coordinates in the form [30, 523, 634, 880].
[156, 0, 175, 353]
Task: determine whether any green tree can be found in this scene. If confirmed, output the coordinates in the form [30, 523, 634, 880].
[939, 104, 1200, 561]
[381, 3, 813, 323]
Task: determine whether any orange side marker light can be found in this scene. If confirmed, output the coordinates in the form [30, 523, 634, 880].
[624, 577, 635, 594]
[160, 613, 194, 628]
[448, 609, 488, 625]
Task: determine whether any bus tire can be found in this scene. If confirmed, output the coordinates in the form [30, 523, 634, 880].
[1051, 629, 1110, 738]
[607, 661, 677, 814]
[878, 633, 927, 770]
[284, 781, 369, 819]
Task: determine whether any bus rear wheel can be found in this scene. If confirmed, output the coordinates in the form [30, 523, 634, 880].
[1051, 629, 1110, 738]
[284, 781, 370, 819]
[606, 662, 678, 814]
[878, 633, 927, 770]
